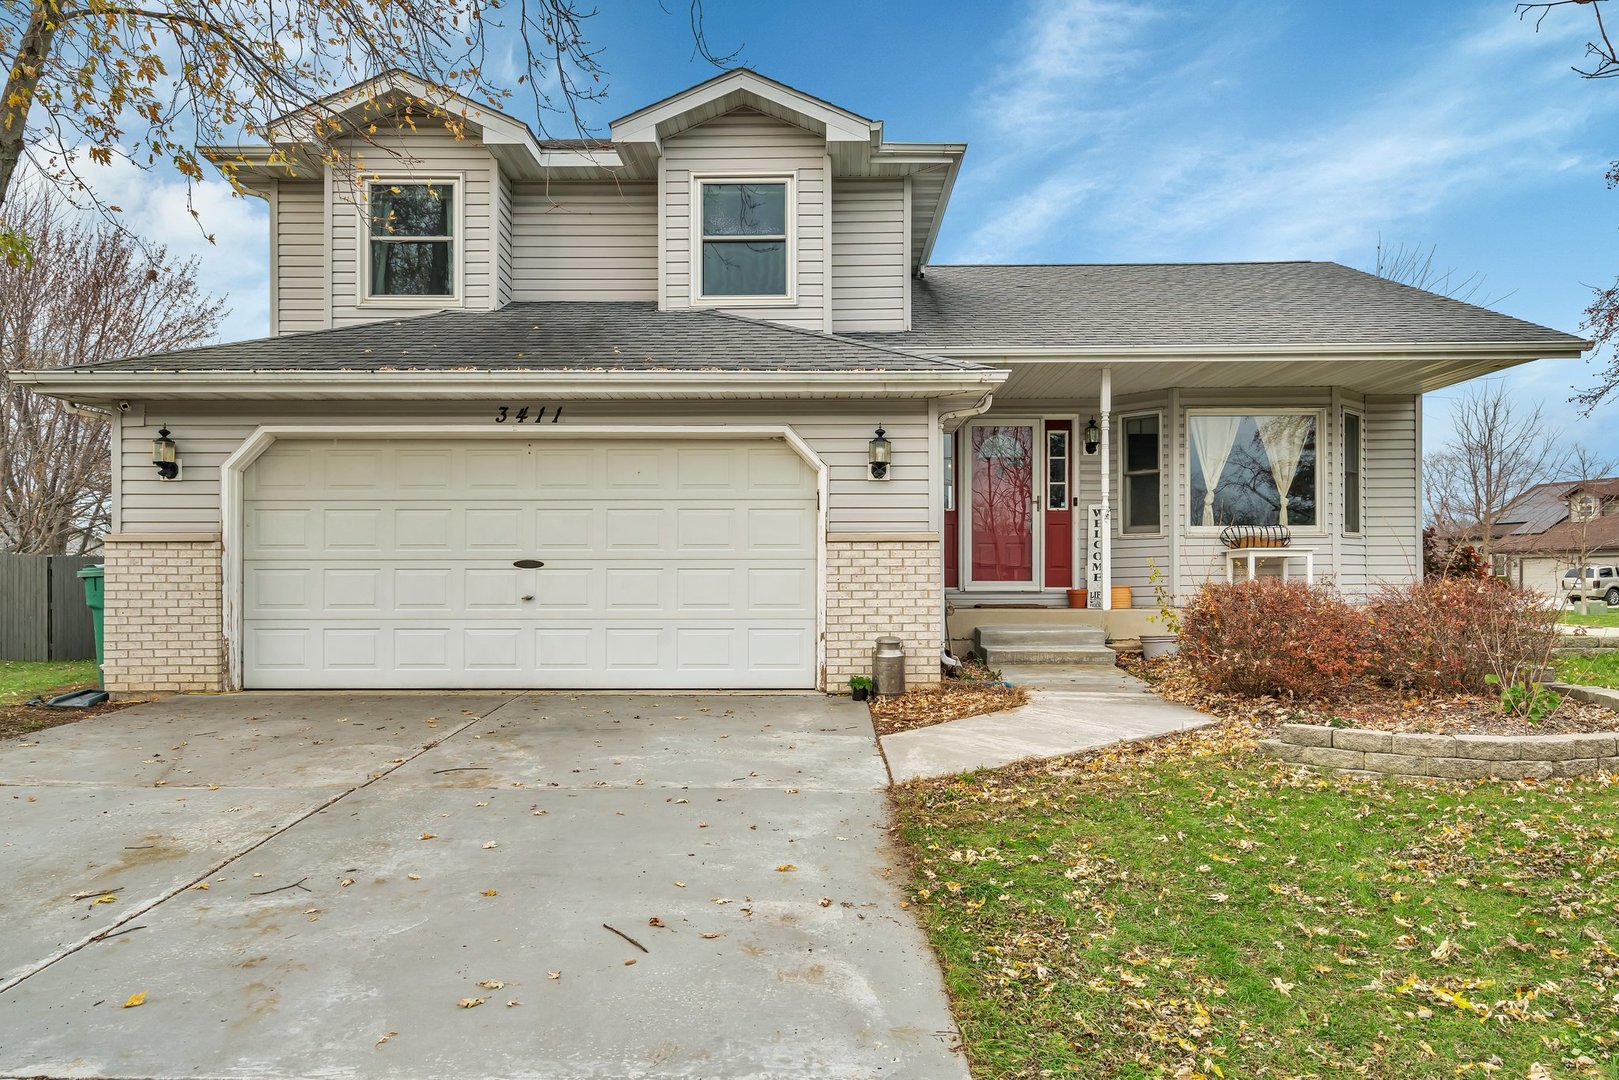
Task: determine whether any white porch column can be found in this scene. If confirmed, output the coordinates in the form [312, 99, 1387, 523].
[1100, 366, 1113, 610]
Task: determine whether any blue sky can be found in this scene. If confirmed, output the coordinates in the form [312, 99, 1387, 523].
[111, 0, 1619, 458]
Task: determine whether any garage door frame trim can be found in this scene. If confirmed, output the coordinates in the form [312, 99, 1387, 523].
[220, 424, 829, 691]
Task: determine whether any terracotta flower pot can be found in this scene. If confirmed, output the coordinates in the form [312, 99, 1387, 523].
[1066, 588, 1087, 609]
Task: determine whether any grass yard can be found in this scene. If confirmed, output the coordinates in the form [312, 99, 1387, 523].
[1563, 607, 1619, 629]
[892, 726, 1619, 1079]
[1556, 651, 1619, 690]
[0, 658, 99, 705]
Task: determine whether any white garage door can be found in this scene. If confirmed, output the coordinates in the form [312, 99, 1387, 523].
[242, 437, 819, 689]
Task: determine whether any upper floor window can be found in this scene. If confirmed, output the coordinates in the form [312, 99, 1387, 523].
[1188, 411, 1319, 529]
[1572, 493, 1601, 522]
[699, 180, 790, 299]
[368, 181, 455, 298]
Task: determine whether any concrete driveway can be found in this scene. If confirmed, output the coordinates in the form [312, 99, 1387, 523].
[0, 692, 965, 1080]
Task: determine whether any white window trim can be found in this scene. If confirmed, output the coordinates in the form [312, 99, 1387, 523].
[1118, 409, 1165, 538]
[1342, 407, 1365, 536]
[356, 174, 466, 309]
[1185, 407, 1328, 537]
[690, 173, 797, 307]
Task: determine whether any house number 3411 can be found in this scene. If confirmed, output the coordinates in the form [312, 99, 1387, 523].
[494, 405, 564, 423]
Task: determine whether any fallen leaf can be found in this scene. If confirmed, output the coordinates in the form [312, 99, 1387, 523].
[547, 971, 561, 980]
[482, 841, 498, 850]
[477, 979, 505, 990]
[122, 991, 147, 1008]
[456, 997, 485, 1009]
[624, 959, 637, 966]
[374, 1031, 397, 1049]
[648, 916, 664, 928]
[505, 1000, 522, 1008]
[674, 881, 687, 888]
[419, 833, 436, 841]
[189, 883, 210, 891]
[481, 889, 498, 897]
[407, 873, 421, 881]
[818, 897, 832, 907]
[93, 895, 117, 905]
[712, 897, 733, 904]
[701, 932, 721, 940]
[339, 878, 355, 888]
[1271, 977, 1294, 997]
[775, 864, 797, 873]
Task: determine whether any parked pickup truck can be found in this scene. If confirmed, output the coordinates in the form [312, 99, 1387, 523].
[1565, 565, 1619, 606]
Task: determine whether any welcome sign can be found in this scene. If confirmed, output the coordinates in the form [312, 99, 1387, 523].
[1087, 504, 1105, 608]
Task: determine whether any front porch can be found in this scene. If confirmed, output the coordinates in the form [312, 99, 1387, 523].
[944, 595, 1160, 658]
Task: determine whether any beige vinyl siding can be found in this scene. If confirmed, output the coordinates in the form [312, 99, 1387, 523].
[117, 400, 931, 534]
[830, 179, 907, 333]
[328, 129, 498, 325]
[510, 181, 658, 301]
[273, 181, 327, 335]
[661, 109, 827, 331]
[1363, 393, 1423, 587]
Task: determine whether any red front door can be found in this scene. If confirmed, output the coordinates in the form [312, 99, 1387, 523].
[967, 421, 1038, 585]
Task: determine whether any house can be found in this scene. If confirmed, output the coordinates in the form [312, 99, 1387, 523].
[16, 70, 1589, 694]
[1493, 478, 1619, 602]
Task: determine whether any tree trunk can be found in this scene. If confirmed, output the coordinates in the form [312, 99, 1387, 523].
[0, 1, 61, 210]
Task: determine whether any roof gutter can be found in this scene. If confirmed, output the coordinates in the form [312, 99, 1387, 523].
[921, 340, 1591, 363]
[12, 368, 1008, 402]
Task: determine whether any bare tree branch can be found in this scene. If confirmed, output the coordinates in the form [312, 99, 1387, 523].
[0, 183, 222, 553]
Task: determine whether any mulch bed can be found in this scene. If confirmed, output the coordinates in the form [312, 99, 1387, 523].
[0, 698, 135, 742]
[1121, 654, 1619, 736]
[869, 679, 1029, 737]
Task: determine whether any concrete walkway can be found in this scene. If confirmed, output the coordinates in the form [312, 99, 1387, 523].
[881, 664, 1215, 783]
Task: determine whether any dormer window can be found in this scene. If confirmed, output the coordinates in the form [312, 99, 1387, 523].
[366, 180, 458, 300]
[697, 179, 792, 301]
[1572, 493, 1601, 522]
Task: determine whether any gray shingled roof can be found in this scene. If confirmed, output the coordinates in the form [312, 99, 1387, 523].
[852, 262, 1588, 350]
[74, 301, 983, 374]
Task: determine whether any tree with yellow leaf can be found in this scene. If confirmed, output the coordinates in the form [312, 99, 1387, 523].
[0, 0, 734, 263]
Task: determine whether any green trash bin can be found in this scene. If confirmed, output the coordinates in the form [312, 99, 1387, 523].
[78, 564, 105, 687]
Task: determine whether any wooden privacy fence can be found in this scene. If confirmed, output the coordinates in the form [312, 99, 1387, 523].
[0, 554, 99, 661]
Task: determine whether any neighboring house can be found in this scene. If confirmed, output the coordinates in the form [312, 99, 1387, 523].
[1493, 478, 1619, 602]
[16, 70, 1588, 694]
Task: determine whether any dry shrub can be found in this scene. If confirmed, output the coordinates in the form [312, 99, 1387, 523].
[1369, 578, 1561, 694]
[1178, 581, 1376, 700]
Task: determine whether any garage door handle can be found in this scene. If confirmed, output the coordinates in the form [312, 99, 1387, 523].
[513, 559, 545, 569]
[521, 595, 535, 601]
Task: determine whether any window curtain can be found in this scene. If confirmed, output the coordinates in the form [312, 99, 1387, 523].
[1258, 416, 1314, 526]
[1191, 416, 1244, 525]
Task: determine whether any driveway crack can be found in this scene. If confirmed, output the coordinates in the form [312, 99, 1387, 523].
[0, 691, 529, 996]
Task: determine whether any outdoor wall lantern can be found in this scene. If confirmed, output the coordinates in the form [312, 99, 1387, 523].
[1083, 417, 1101, 455]
[868, 425, 891, 480]
[152, 427, 180, 480]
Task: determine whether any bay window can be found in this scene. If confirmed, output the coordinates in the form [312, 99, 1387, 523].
[1188, 411, 1319, 528]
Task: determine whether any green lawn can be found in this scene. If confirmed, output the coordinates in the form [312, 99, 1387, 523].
[1563, 607, 1619, 628]
[0, 659, 100, 705]
[892, 728, 1619, 1079]
[1556, 650, 1619, 690]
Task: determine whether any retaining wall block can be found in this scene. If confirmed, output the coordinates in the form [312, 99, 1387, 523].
[1291, 746, 1367, 770]
[1391, 733, 1454, 758]
[1449, 735, 1524, 762]
[1364, 752, 1428, 776]
[1257, 739, 1300, 762]
[1550, 758, 1602, 778]
[1333, 729, 1393, 754]
[1279, 723, 1334, 748]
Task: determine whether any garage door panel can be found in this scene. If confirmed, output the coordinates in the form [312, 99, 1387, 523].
[244, 438, 818, 689]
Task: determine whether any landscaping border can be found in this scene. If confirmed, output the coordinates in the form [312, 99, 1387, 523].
[1259, 723, 1619, 780]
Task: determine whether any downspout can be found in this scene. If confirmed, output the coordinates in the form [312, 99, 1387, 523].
[938, 391, 997, 667]
[1100, 367, 1112, 611]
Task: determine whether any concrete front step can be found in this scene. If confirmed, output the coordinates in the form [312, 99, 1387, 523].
[973, 625, 1115, 666]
